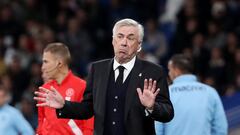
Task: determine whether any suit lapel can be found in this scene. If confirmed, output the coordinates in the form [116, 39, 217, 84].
[124, 58, 143, 122]
[98, 59, 113, 117]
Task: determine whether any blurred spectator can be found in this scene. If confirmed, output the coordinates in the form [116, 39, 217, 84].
[205, 21, 226, 50]
[0, 4, 23, 40]
[142, 18, 168, 64]
[191, 33, 210, 77]
[16, 34, 34, 69]
[59, 17, 93, 77]
[16, 83, 38, 130]
[207, 47, 226, 95]
[232, 49, 240, 88]
[0, 82, 34, 135]
[223, 32, 239, 84]
[223, 32, 238, 63]
[0, 36, 7, 76]
[235, 72, 240, 91]
[6, 55, 30, 105]
[174, 17, 199, 53]
[41, 27, 56, 45]
[54, 11, 67, 34]
[159, 0, 185, 41]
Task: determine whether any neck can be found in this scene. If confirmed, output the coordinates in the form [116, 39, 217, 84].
[55, 67, 69, 84]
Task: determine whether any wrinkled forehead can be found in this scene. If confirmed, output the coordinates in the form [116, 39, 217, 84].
[115, 25, 139, 36]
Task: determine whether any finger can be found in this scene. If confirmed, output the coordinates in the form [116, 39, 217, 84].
[34, 91, 47, 97]
[148, 78, 153, 90]
[39, 87, 50, 93]
[50, 86, 58, 95]
[136, 88, 143, 99]
[36, 102, 48, 107]
[151, 80, 157, 92]
[144, 79, 148, 90]
[153, 88, 160, 97]
[34, 97, 46, 102]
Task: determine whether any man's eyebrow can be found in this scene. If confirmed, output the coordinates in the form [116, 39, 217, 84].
[117, 33, 124, 36]
[117, 33, 135, 36]
[127, 34, 135, 37]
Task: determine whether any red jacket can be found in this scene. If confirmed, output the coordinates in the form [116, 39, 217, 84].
[36, 71, 94, 135]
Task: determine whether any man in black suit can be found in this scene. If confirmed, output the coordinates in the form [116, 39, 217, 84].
[34, 18, 174, 135]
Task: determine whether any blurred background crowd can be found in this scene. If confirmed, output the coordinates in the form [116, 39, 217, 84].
[0, 0, 239, 134]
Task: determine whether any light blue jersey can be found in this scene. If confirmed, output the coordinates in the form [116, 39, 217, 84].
[155, 74, 228, 135]
[0, 104, 34, 135]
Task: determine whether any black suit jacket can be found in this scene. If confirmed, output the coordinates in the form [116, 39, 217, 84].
[57, 58, 174, 135]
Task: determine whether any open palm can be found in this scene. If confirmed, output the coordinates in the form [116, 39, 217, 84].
[137, 79, 160, 109]
[34, 86, 65, 109]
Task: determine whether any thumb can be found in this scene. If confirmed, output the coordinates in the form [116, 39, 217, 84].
[137, 88, 142, 98]
[50, 86, 58, 94]
[154, 88, 160, 97]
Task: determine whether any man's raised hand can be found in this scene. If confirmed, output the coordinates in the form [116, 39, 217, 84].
[34, 86, 65, 109]
[137, 79, 160, 110]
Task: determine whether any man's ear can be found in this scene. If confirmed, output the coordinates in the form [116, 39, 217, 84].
[137, 47, 142, 52]
[57, 60, 63, 67]
[175, 68, 182, 76]
[137, 42, 142, 52]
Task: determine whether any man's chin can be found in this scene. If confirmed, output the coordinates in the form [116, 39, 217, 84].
[117, 57, 131, 64]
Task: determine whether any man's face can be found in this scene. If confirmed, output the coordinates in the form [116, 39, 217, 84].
[41, 52, 59, 81]
[168, 60, 177, 81]
[112, 25, 141, 64]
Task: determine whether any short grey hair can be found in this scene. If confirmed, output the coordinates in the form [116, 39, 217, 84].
[112, 18, 144, 43]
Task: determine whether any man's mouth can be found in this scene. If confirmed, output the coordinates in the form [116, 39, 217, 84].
[119, 50, 127, 54]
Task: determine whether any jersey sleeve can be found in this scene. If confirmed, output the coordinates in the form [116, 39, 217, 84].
[211, 91, 228, 135]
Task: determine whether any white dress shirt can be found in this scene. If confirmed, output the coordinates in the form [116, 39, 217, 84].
[113, 56, 136, 83]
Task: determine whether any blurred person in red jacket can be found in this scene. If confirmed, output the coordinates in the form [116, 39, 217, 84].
[36, 42, 94, 135]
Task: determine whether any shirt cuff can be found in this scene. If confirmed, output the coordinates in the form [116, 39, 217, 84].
[145, 108, 153, 116]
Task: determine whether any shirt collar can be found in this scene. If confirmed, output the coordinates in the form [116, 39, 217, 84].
[113, 56, 136, 71]
[173, 74, 197, 83]
[61, 70, 73, 84]
[52, 70, 72, 85]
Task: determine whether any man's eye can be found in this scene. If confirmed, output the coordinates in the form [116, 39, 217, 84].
[127, 36, 136, 41]
[128, 37, 135, 41]
[117, 35, 123, 39]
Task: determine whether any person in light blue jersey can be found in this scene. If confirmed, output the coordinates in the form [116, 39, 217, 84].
[155, 54, 228, 135]
[0, 83, 34, 135]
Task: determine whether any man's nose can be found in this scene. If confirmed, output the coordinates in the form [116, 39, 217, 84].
[120, 38, 128, 47]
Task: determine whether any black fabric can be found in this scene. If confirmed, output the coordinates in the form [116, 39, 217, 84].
[103, 67, 131, 135]
[116, 66, 125, 86]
